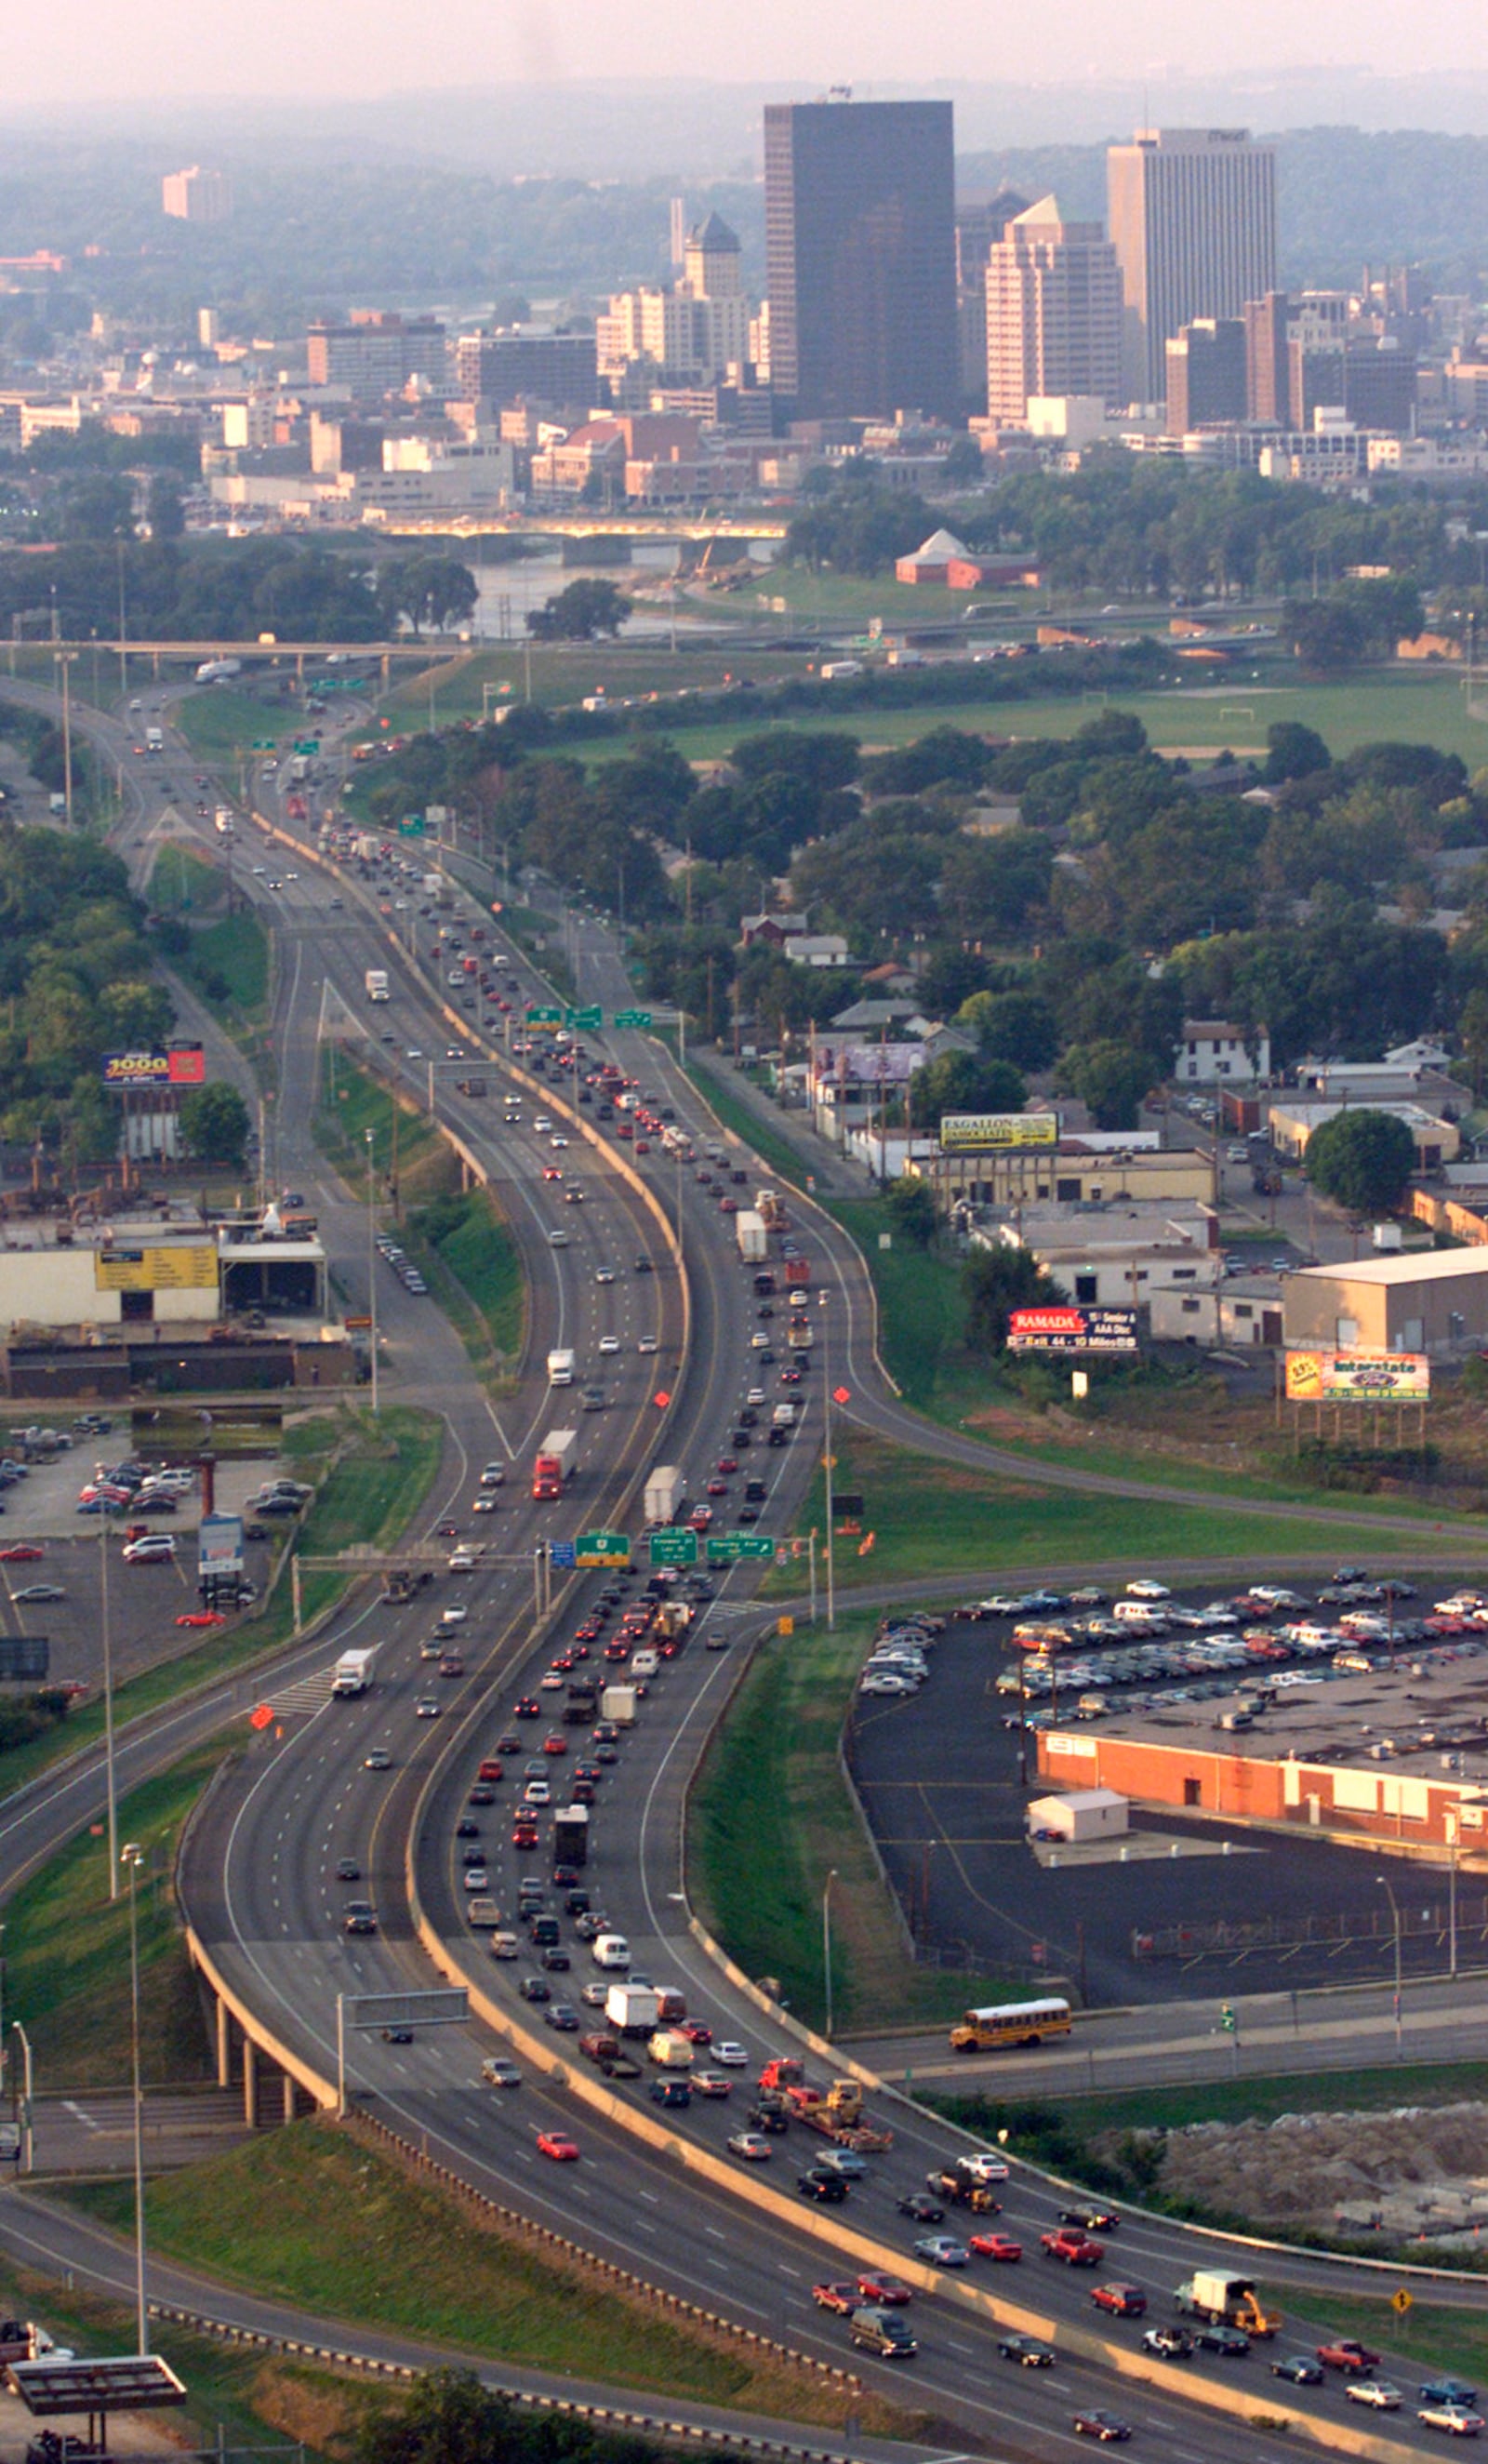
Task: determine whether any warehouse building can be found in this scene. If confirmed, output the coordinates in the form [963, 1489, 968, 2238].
[1282, 1249, 1488, 1355]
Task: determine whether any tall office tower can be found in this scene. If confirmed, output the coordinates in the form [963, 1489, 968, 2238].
[1107, 128, 1276, 402]
[955, 188, 1029, 412]
[1164, 317, 1247, 434]
[1243, 290, 1293, 423]
[162, 166, 232, 223]
[984, 198, 1123, 423]
[763, 99, 957, 421]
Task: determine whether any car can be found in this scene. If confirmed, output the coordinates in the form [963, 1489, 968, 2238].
[638, 1337, 658, 1355]
[1424, 2387, 1482, 2411]
[676, 2019, 712, 2046]
[714, 2041, 749, 2067]
[0, 1545, 44, 1564]
[517, 1976, 551, 2004]
[797, 2169, 849, 2203]
[650, 2076, 690, 2108]
[812, 2284, 859, 2313]
[1347, 2384, 1402, 2410]
[1270, 2354, 1323, 2384]
[727, 2130, 774, 2163]
[334, 1858, 361, 1881]
[897, 2192, 944, 2223]
[173, 1605, 222, 1626]
[1091, 2284, 1146, 2317]
[536, 2130, 579, 2161]
[364, 1749, 392, 1770]
[968, 2231, 1023, 2261]
[1419, 2408, 1485, 2437]
[1072, 2413, 1132, 2444]
[691, 2071, 733, 2098]
[598, 1335, 620, 1355]
[514, 1697, 540, 1718]
[1143, 2326, 1193, 2360]
[344, 1907, 377, 1935]
[543, 2004, 580, 2031]
[958, 2151, 1011, 2183]
[913, 2234, 969, 2269]
[16, 1584, 66, 1604]
[416, 1697, 442, 1718]
[122, 1537, 176, 1563]
[380, 2026, 413, 2044]
[1125, 1578, 1171, 1600]
[999, 2337, 1055, 2367]
[1061, 2205, 1120, 2233]
[1196, 2324, 1251, 2358]
[856, 2272, 912, 2306]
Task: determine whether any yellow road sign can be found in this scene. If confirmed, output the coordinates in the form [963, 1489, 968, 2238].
[777, 1616, 795, 1637]
[1392, 2288, 1414, 2314]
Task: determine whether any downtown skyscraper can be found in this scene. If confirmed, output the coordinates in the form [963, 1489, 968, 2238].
[1107, 129, 1277, 403]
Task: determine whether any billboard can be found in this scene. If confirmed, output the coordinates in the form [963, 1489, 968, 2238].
[198, 1512, 245, 1578]
[1285, 1352, 1429, 1403]
[942, 1112, 1059, 1152]
[817, 1043, 923, 1086]
[1007, 1306, 1139, 1354]
[0, 1636, 49, 1682]
[102, 1045, 206, 1089]
[95, 1245, 218, 1293]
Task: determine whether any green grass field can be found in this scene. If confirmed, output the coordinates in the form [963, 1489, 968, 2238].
[691, 1612, 1012, 2033]
[66, 2121, 915, 2431]
[175, 687, 288, 758]
[5, 1747, 219, 2087]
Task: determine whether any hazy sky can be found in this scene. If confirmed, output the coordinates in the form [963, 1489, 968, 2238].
[13, 0, 1488, 104]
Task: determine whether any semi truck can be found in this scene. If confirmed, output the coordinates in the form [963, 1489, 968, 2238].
[564, 1676, 599, 1725]
[552, 1805, 590, 1867]
[604, 1984, 660, 2036]
[333, 1646, 377, 1697]
[531, 1429, 578, 1499]
[365, 968, 390, 1002]
[644, 1465, 684, 1525]
[735, 1211, 767, 1264]
[1173, 2273, 1280, 2337]
[546, 1348, 576, 1387]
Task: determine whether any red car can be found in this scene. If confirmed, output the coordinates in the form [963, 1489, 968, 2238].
[536, 2130, 579, 2162]
[857, 2271, 912, 2306]
[512, 1821, 539, 1849]
[542, 1733, 567, 1755]
[0, 1545, 44, 1564]
[706, 1479, 728, 1498]
[176, 1610, 225, 1629]
[716, 1457, 738, 1474]
[1091, 2284, 1147, 2318]
[968, 2231, 1023, 2262]
[811, 2283, 858, 2314]
[676, 2020, 712, 2046]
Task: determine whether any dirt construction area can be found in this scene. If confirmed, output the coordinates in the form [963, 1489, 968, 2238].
[1112, 2099, 1488, 2249]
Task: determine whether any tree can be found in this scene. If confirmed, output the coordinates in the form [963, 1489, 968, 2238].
[883, 1175, 937, 1247]
[910, 1050, 1027, 1131]
[146, 473, 186, 539]
[941, 437, 985, 486]
[1280, 598, 1369, 673]
[963, 1245, 1069, 1354]
[1305, 1107, 1415, 1218]
[1263, 720, 1331, 784]
[1460, 987, 1488, 1099]
[376, 554, 478, 637]
[958, 988, 1059, 1071]
[1055, 1039, 1157, 1130]
[526, 578, 631, 641]
[179, 1081, 251, 1167]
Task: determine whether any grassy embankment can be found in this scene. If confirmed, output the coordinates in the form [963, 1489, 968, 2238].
[67, 2121, 923, 2433]
[314, 1054, 525, 1390]
[148, 840, 272, 1080]
[691, 1610, 1015, 2035]
[0, 1405, 441, 1808]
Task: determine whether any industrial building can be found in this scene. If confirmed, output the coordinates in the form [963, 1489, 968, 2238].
[1282, 1249, 1488, 1355]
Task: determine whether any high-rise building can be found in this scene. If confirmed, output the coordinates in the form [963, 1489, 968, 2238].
[162, 166, 232, 224]
[306, 313, 446, 405]
[455, 330, 598, 410]
[596, 215, 751, 394]
[1243, 290, 1293, 424]
[1107, 129, 1276, 402]
[954, 189, 1029, 412]
[1164, 317, 1247, 434]
[764, 99, 956, 421]
[984, 198, 1123, 424]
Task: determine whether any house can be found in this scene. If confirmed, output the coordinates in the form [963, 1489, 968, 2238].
[739, 912, 807, 949]
[830, 997, 923, 1032]
[782, 933, 851, 968]
[1176, 1019, 1269, 1084]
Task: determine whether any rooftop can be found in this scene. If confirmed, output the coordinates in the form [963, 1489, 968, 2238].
[1289, 1249, 1488, 1287]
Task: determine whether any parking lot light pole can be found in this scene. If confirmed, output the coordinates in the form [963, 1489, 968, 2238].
[1375, 1873, 1403, 2055]
[822, 1869, 837, 2041]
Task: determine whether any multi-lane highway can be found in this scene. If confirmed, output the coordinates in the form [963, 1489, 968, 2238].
[0, 671, 1474, 2463]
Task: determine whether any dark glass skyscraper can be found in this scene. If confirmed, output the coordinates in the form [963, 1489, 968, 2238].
[764, 100, 957, 422]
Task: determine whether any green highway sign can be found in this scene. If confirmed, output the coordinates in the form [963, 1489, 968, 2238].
[525, 1006, 563, 1025]
[648, 1529, 698, 1567]
[398, 818, 424, 835]
[293, 739, 321, 755]
[575, 1529, 631, 1567]
[614, 1008, 652, 1030]
[707, 1532, 777, 1563]
[565, 1006, 603, 1032]
[252, 740, 277, 752]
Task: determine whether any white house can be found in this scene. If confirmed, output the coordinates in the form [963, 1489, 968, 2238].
[1176, 1019, 1269, 1084]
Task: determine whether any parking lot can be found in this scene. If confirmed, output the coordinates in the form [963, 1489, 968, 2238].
[0, 1438, 277, 1694]
[848, 1575, 1488, 2007]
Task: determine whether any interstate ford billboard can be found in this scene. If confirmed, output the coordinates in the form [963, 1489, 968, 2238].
[1007, 1305, 1139, 1353]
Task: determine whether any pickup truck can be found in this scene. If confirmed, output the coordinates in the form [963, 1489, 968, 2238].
[1042, 2228, 1105, 2267]
[1318, 2338, 1381, 2375]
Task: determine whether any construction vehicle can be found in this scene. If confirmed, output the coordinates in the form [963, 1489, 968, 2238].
[756, 1189, 785, 1230]
[1173, 2272, 1281, 2337]
[756, 2061, 893, 2151]
[925, 2164, 1002, 2214]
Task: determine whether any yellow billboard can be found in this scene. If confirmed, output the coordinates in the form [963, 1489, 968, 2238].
[94, 1245, 219, 1293]
[940, 1111, 1058, 1152]
[1285, 1351, 1429, 1403]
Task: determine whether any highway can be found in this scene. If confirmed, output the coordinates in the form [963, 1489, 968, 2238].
[0, 673, 1474, 2463]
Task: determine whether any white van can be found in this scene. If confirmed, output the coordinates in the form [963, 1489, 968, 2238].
[630, 1648, 660, 1678]
[1112, 1600, 1167, 1628]
[591, 1932, 631, 1969]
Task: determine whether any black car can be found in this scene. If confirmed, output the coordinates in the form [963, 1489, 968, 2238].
[468, 1786, 496, 1806]
[540, 1948, 571, 1971]
[456, 1819, 481, 1840]
[1196, 2324, 1250, 2358]
[543, 2004, 580, 2031]
[335, 1858, 361, 1880]
[749, 2102, 790, 2133]
[379, 2026, 413, 2044]
[634, 1256, 653, 1272]
[897, 2192, 944, 2223]
[1060, 2205, 1119, 2232]
[1271, 2354, 1324, 2385]
[798, 2169, 848, 2203]
[517, 1977, 551, 2004]
[999, 2337, 1056, 2367]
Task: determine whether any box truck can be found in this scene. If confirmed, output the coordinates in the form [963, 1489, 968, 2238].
[735, 1210, 767, 1264]
[365, 968, 390, 1002]
[552, 1805, 589, 1867]
[601, 1684, 637, 1725]
[546, 1348, 576, 1387]
[644, 1465, 684, 1525]
[333, 1647, 377, 1697]
[605, 1984, 659, 2035]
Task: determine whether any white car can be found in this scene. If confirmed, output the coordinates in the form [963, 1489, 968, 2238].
[122, 1536, 175, 1564]
[1346, 2385, 1402, 2410]
[480, 1465, 505, 1488]
[959, 2151, 1010, 2183]
[534, 1115, 552, 1131]
[440, 1605, 468, 1625]
[1125, 1578, 1172, 1601]
[638, 1337, 658, 1355]
[747, 1388, 765, 1407]
[860, 1672, 915, 1698]
[524, 1778, 551, 1805]
[599, 1335, 620, 1354]
[596, 1269, 615, 1285]
[448, 1550, 476, 1571]
[715, 2042, 749, 2066]
[416, 1697, 442, 1718]
[538, 1671, 565, 1690]
[550, 1135, 568, 1150]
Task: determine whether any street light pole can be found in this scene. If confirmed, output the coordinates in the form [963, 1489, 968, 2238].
[120, 1842, 149, 2353]
[1376, 1873, 1402, 2055]
[822, 1868, 837, 2041]
[11, 2022, 33, 2174]
[100, 1519, 118, 1898]
[819, 1292, 835, 1632]
[365, 1128, 379, 1415]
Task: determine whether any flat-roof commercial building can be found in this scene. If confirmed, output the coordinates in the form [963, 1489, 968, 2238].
[1282, 1249, 1488, 1355]
[1268, 1099, 1459, 1171]
[917, 1139, 1215, 1211]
